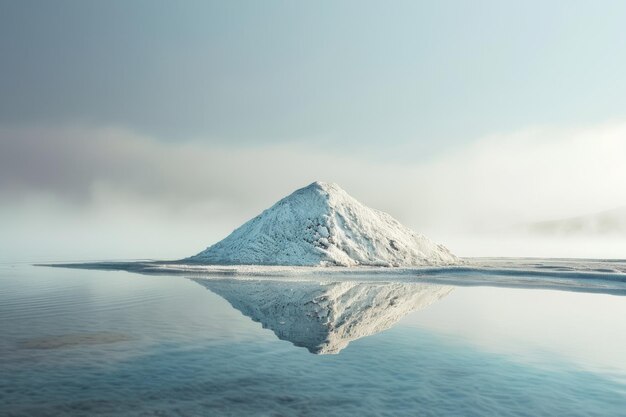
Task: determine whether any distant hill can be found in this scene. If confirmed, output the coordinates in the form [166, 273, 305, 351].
[526, 207, 626, 236]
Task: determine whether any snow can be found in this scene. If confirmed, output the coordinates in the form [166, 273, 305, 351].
[194, 279, 452, 354]
[187, 181, 458, 266]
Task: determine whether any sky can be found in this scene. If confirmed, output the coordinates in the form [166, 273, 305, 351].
[1, 0, 626, 261]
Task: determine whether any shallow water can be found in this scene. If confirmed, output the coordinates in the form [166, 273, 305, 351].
[1, 263, 625, 416]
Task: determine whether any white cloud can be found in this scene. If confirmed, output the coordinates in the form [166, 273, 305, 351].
[421, 123, 626, 227]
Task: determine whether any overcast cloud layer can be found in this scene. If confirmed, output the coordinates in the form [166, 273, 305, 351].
[3, 1, 626, 151]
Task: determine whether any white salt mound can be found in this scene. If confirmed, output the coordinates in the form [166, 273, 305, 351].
[188, 181, 458, 266]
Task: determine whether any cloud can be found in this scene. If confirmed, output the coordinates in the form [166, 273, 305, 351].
[410, 122, 626, 229]
[0, 126, 369, 210]
[1, 121, 626, 260]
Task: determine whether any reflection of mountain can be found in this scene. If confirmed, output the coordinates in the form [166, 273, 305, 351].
[527, 206, 626, 236]
[193, 279, 452, 354]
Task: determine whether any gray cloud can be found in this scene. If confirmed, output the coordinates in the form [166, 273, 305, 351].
[0, 126, 278, 207]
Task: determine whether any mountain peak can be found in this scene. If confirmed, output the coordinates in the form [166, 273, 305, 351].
[305, 181, 342, 192]
[188, 182, 457, 266]
[299, 181, 346, 200]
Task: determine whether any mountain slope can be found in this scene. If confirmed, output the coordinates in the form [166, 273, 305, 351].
[188, 181, 457, 266]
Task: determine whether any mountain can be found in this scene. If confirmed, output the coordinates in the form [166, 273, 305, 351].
[526, 206, 626, 236]
[193, 279, 453, 354]
[187, 181, 457, 266]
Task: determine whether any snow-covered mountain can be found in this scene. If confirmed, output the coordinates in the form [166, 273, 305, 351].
[194, 279, 453, 354]
[188, 181, 457, 266]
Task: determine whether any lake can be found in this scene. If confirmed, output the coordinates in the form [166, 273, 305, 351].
[1, 262, 625, 416]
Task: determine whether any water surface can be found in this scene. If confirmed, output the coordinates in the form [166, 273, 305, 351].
[1, 264, 625, 416]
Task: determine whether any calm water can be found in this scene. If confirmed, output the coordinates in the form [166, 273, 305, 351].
[1, 264, 625, 416]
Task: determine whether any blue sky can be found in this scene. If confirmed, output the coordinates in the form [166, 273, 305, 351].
[1, 1, 626, 260]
